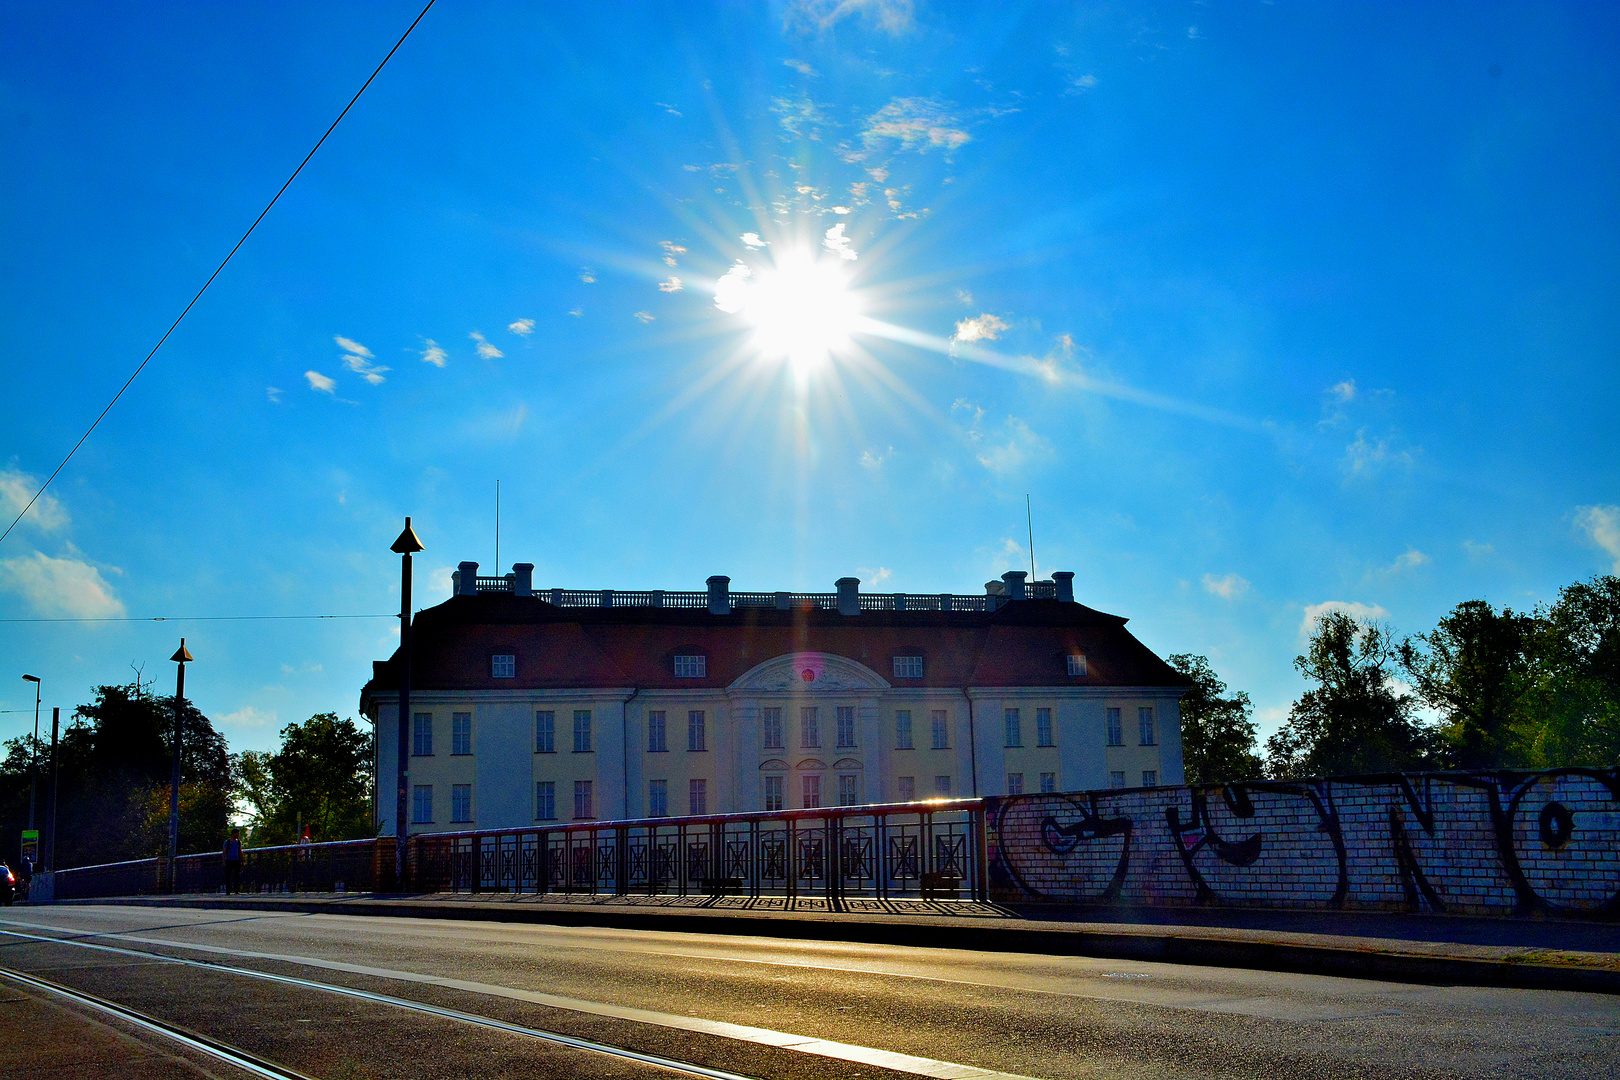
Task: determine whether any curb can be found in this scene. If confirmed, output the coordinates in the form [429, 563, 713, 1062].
[63, 895, 1620, 995]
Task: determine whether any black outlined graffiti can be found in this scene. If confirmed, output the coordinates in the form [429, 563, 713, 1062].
[992, 793, 1132, 902]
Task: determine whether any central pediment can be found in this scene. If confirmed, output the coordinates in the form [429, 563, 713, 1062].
[730, 651, 890, 693]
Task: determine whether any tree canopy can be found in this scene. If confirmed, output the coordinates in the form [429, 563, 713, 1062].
[238, 713, 373, 846]
[1167, 653, 1262, 785]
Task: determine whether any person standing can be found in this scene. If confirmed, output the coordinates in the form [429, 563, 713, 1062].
[222, 829, 243, 894]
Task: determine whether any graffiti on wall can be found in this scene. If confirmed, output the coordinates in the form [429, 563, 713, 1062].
[986, 769, 1620, 918]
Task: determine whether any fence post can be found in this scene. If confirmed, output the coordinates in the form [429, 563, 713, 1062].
[826, 814, 839, 903]
[616, 825, 629, 896]
[974, 801, 990, 903]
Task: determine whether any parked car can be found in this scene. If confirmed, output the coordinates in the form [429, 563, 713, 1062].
[0, 863, 15, 906]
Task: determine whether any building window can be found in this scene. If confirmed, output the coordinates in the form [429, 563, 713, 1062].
[836, 706, 856, 749]
[934, 775, 952, 796]
[674, 653, 706, 678]
[1067, 653, 1087, 676]
[648, 711, 667, 753]
[535, 781, 555, 820]
[930, 710, 949, 750]
[895, 710, 913, 750]
[1142, 770, 1158, 788]
[492, 654, 515, 678]
[574, 780, 594, 819]
[1036, 708, 1054, 747]
[762, 707, 783, 749]
[1040, 772, 1057, 793]
[688, 710, 707, 752]
[1004, 708, 1022, 748]
[689, 778, 708, 815]
[897, 776, 916, 801]
[802, 774, 821, 809]
[451, 783, 472, 823]
[800, 707, 820, 749]
[412, 713, 433, 757]
[838, 774, 859, 806]
[1109, 771, 1126, 789]
[1139, 707, 1156, 746]
[648, 779, 668, 817]
[1007, 772, 1024, 795]
[451, 712, 472, 756]
[892, 654, 923, 679]
[763, 774, 784, 812]
[1106, 708, 1123, 747]
[411, 784, 433, 823]
[574, 710, 593, 753]
[535, 711, 555, 754]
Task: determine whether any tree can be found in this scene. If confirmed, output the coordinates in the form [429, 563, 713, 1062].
[1167, 654, 1262, 785]
[248, 714, 374, 846]
[1521, 574, 1620, 767]
[1266, 612, 1441, 778]
[1398, 599, 1536, 768]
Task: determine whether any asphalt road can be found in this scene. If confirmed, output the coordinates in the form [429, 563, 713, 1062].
[1, 905, 1616, 1080]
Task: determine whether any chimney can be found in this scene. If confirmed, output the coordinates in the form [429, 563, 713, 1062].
[1001, 570, 1028, 601]
[457, 561, 479, 596]
[836, 577, 861, 616]
[707, 575, 731, 615]
[1052, 571, 1074, 603]
[512, 563, 534, 596]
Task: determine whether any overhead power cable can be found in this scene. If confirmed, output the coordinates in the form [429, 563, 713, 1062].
[0, 0, 438, 547]
[0, 614, 396, 624]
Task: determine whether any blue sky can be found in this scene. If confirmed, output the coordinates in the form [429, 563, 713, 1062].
[3, 1, 1617, 752]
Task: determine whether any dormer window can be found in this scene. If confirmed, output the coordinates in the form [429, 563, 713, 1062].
[892, 653, 924, 679]
[674, 652, 707, 678]
[1066, 653, 1087, 676]
[492, 654, 516, 678]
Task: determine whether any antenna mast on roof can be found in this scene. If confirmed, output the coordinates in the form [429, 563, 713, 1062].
[495, 480, 500, 574]
[1026, 494, 1036, 581]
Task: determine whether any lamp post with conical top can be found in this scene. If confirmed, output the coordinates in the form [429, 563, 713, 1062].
[391, 517, 424, 890]
[167, 639, 193, 891]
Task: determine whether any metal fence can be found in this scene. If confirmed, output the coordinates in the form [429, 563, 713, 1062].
[53, 837, 396, 899]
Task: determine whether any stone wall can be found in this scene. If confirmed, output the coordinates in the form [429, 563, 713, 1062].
[985, 769, 1620, 918]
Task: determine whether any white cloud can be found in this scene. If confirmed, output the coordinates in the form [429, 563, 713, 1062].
[660, 241, 687, 267]
[428, 565, 456, 598]
[655, 101, 681, 117]
[419, 340, 448, 367]
[1202, 573, 1250, 599]
[567, 308, 583, 318]
[741, 232, 767, 249]
[772, 95, 829, 140]
[952, 313, 1008, 344]
[658, 277, 684, 293]
[334, 336, 373, 359]
[508, 318, 535, 336]
[786, 0, 914, 33]
[1187, 25, 1203, 39]
[861, 97, 970, 153]
[857, 566, 894, 585]
[1329, 379, 1357, 403]
[823, 222, 858, 261]
[1575, 504, 1620, 571]
[714, 261, 752, 314]
[859, 447, 892, 470]
[0, 549, 125, 618]
[469, 331, 503, 359]
[266, 386, 282, 404]
[1067, 74, 1098, 93]
[1382, 548, 1431, 575]
[580, 269, 596, 283]
[1463, 539, 1494, 561]
[1343, 429, 1416, 479]
[976, 417, 1048, 473]
[784, 59, 817, 76]
[1300, 600, 1390, 639]
[831, 205, 850, 215]
[955, 289, 974, 305]
[305, 370, 336, 393]
[342, 352, 390, 385]
[0, 468, 68, 533]
[217, 705, 277, 731]
[633, 311, 656, 323]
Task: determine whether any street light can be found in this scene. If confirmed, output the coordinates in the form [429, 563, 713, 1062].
[167, 639, 193, 891]
[391, 516, 424, 891]
[21, 675, 40, 850]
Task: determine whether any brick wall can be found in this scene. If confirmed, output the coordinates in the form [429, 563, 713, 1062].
[985, 769, 1620, 918]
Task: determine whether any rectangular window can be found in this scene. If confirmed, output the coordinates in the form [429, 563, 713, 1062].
[451, 712, 472, 756]
[800, 706, 820, 749]
[648, 779, 668, 817]
[689, 778, 708, 815]
[838, 774, 859, 806]
[451, 783, 472, 823]
[1040, 771, 1057, 793]
[1142, 770, 1158, 788]
[1106, 707, 1123, 747]
[687, 710, 706, 752]
[1004, 708, 1022, 748]
[763, 774, 784, 812]
[535, 711, 555, 754]
[1036, 708, 1054, 747]
[492, 654, 515, 678]
[411, 784, 433, 823]
[895, 710, 913, 750]
[1067, 653, 1087, 676]
[648, 711, 667, 753]
[762, 707, 783, 749]
[930, 710, 949, 750]
[801, 774, 821, 809]
[535, 781, 555, 821]
[673, 654, 706, 678]
[892, 655, 923, 679]
[897, 775, 916, 801]
[836, 706, 856, 748]
[574, 780, 594, 819]
[1109, 770, 1126, 789]
[1006, 772, 1024, 795]
[934, 775, 952, 796]
[1139, 707, 1157, 746]
[574, 710, 593, 753]
[412, 713, 433, 757]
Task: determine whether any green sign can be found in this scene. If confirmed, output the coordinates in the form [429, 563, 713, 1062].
[20, 829, 38, 863]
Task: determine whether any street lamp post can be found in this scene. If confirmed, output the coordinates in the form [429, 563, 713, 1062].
[391, 517, 424, 891]
[46, 707, 59, 872]
[167, 639, 193, 892]
[21, 675, 40, 836]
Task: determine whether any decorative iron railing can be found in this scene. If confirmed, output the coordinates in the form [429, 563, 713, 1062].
[52, 837, 397, 900]
[513, 588, 1009, 612]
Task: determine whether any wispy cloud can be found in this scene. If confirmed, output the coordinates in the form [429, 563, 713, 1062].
[1343, 429, 1416, 479]
[660, 241, 687, 267]
[508, 318, 534, 336]
[1463, 539, 1494, 561]
[655, 101, 682, 117]
[1300, 600, 1390, 639]
[1382, 548, 1431, 575]
[0, 548, 125, 618]
[217, 705, 277, 731]
[823, 223, 858, 261]
[1065, 73, 1098, 94]
[955, 289, 974, 305]
[1202, 573, 1250, 599]
[0, 468, 68, 533]
[334, 336, 373, 359]
[952, 313, 1008, 344]
[975, 417, 1048, 474]
[469, 331, 503, 359]
[342, 354, 390, 385]
[786, 0, 914, 33]
[772, 95, 830, 140]
[305, 370, 336, 394]
[857, 565, 895, 585]
[784, 58, 817, 76]
[861, 97, 969, 153]
[859, 447, 892, 470]
[633, 311, 656, 324]
[419, 340, 448, 367]
[567, 308, 583, 318]
[658, 277, 684, 293]
[580, 268, 596, 283]
[266, 387, 282, 404]
[1188, 26, 1203, 40]
[1575, 504, 1620, 571]
[1329, 379, 1357, 403]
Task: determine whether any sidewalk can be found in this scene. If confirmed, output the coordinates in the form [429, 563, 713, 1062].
[59, 891, 1620, 994]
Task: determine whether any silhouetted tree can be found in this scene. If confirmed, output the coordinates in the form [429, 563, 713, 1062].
[1399, 599, 1536, 768]
[246, 714, 373, 846]
[1167, 654, 1262, 785]
[1521, 574, 1620, 767]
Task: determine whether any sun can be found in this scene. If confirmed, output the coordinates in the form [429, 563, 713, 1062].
[715, 247, 863, 374]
